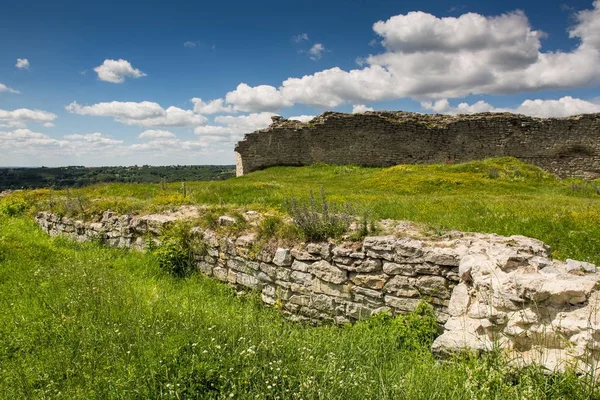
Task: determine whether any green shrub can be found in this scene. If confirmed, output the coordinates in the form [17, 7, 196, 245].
[286, 187, 353, 241]
[0, 197, 29, 216]
[154, 221, 206, 277]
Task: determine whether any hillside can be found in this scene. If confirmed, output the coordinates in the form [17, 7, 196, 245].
[2, 157, 600, 398]
[4, 157, 599, 264]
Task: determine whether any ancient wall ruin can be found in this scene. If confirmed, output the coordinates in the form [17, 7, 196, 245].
[35, 210, 600, 372]
[234, 112, 600, 179]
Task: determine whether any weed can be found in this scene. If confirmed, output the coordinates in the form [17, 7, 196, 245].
[286, 187, 353, 241]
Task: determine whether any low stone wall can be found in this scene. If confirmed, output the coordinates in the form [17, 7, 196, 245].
[35, 210, 600, 372]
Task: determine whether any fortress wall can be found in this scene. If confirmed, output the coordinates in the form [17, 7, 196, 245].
[234, 112, 600, 178]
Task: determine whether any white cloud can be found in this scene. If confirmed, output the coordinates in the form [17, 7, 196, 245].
[352, 104, 374, 113]
[288, 115, 315, 122]
[0, 121, 27, 129]
[15, 58, 30, 70]
[130, 138, 206, 152]
[93, 59, 146, 83]
[421, 96, 600, 117]
[63, 133, 123, 145]
[191, 97, 235, 114]
[225, 83, 292, 112]
[0, 83, 20, 94]
[184, 41, 197, 48]
[292, 33, 309, 43]
[0, 108, 58, 123]
[43, 122, 55, 128]
[0, 128, 48, 140]
[308, 43, 326, 60]
[66, 101, 207, 127]
[195, 112, 275, 136]
[138, 129, 176, 139]
[210, 1, 600, 109]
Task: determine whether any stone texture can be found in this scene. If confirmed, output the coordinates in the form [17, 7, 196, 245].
[234, 111, 600, 179]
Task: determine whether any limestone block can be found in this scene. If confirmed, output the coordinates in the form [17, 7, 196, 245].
[446, 283, 470, 317]
[310, 260, 347, 284]
[312, 278, 351, 298]
[384, 296, 421, 312]
[382, 262, 417, 276]
[356, 258, 382, 273]
[291, 259, 312, 272]
[237, 273, 261, 290]
[383, 275, 419, 298]
[197, 261, 213, 276]
[291, 248, 320, 261]
[290, 270, 313, 286]
[311, 294, 336, 311]
[350, 273, 388, 290]
[273, 248, 292, 266]
[566, 259, 596, 274]
[416, 275, 452, 299]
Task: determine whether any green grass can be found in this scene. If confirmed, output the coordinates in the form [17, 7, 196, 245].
[1, 216, 598, 399]
[4, 157, 600, 264]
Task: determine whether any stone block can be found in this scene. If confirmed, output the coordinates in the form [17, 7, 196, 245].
[310, 260, 347, 284]
[273, 248, 292, 266]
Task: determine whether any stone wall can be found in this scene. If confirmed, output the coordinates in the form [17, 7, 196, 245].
[35, 210, 600, 372]
[234, 112, 600, 179]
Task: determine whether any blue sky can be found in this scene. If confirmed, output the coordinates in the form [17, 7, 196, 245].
[1, 0, 599, 166]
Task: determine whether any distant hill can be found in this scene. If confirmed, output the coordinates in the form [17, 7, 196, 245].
[0, 165, 235, 190]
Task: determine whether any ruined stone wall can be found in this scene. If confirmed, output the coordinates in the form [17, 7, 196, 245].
[35, 210, 600, 372]
[234, 112, 600, 179]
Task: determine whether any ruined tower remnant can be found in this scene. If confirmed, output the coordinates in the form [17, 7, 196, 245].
[234, 111, 600, 179]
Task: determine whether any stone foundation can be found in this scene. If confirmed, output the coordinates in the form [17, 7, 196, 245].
[35, 210, 600, 372]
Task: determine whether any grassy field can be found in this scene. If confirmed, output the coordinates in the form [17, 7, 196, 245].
[4, 157, 600, 264]
[1, 215, 598, 399]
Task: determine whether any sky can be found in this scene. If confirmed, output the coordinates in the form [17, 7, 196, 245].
[1, 0, 600, 167]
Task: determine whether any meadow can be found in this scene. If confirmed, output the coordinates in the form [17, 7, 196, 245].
[1, 157, 600, 399]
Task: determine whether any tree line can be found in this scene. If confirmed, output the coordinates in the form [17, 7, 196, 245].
[0, 165, 235, 190]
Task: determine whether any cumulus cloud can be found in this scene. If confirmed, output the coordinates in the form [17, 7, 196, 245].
[202, 1, 600, 110]
[0, 108, 58, 123]
[0, 121, 27, 129]
[225, 83, 293, 112]
[194, 112, 275, 136]
[184, 41, 197, 48]
[43, 122, 55, 128]
[15, 58, 30, 70]
[352, 104, 374, 113]
[138, 129, 176, 139]
[292, 33, 309, 43]
[307, 43, 326, 60]
[0, 83, 20, 94]
[130, 138, 206, 152]
[93, 59, 146, 83]
[66, 101, 207, 127]
[420, 96, 600, 117]
[63, 133, 123, 145]
[191, 97, 235, 114]
[288, 115, 315, 122]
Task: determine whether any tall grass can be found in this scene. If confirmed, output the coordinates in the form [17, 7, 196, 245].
[0, 215, 597, 399]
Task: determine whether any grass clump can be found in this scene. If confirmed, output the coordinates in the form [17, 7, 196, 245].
[286, 187, 353, 241]
[154, 220, 206, 277]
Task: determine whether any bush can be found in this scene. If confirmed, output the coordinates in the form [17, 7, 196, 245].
[0, 198, 29, 216]
[286, 188, 353, 241]
[155, 221, 206, 277]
